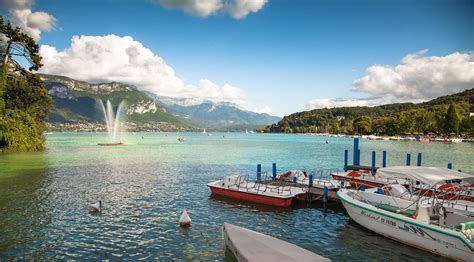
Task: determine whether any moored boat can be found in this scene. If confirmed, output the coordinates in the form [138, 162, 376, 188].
[331, 166, 400, 188]
[332, 166, 474, 202]
[274, 169, 344, 202]
[98, 142, 124, 146]
[337, 167, 474, 261]
[208, 175, 306, 207]
[223, 223, 330, 262]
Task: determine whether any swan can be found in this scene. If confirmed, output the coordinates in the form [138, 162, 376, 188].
[88, 200, 102, 213]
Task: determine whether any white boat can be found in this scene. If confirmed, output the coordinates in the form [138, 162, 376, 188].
[337, 167, 474, 261]
[223, 223, 330, 262]
[203, 128, 206, 134]
[245, 129, 249, 134]
[277, 170, 342, 190]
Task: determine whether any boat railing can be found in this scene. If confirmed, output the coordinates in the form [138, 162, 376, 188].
[226, 175, 246, 190]
[418, 186, 474, 212]
[256, 172, 294, 195]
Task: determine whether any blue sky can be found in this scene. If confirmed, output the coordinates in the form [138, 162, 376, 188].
[1, 0, 473, 116]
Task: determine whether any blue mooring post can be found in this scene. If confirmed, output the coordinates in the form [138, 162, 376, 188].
[448, 163, 452, 169]
[308, 174, 313, 187]
[344, 149, 348, 170]
[353, 138, 360, 165]
[323, 186, 328, 203]
[272, 163, 277, 180]
[417, 153, 422, 166]
[257, 164, 261, 181]
[371, 151, 376, 175]
[382, 151, 387, 168]
[406, 154, 411, 166]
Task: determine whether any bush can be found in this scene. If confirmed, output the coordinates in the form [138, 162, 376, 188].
[0, 109, 45, 152]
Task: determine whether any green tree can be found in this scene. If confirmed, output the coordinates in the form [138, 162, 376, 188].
[0, 16, 51, 152]
[353, 116, 371, 134]
[444, 104, 460, 134]
[329, 121, 340, 134]
[372, 117, 390, 135]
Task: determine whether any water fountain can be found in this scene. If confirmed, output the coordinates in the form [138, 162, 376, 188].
[98, 99, 126, 146]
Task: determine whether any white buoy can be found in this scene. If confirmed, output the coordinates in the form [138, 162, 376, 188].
[179, 209, 191, 227]
[88, 200, 102, 213]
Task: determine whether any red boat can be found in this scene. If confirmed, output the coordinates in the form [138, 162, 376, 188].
[207, 175, 306, 207]
[333, 166, 474, 202]
[331, 165, 391, 188]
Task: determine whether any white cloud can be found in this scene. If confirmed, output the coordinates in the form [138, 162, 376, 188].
[306, 50, 474, 110]
[1, 0, 32, 9]
[1, 0, 56, 41]
[252, 105, 272, 114]
[352, 50, 474, 103]
[224, 0, 268, 19]
[157, 0, 223, 17]
[39, 34, 246, 106]
[305, 98, 369, 110]
[155, 0, 267, 18]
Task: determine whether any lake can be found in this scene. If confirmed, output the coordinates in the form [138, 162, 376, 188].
[1, 132, 472, 260]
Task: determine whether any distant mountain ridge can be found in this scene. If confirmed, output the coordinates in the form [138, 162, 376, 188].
[40, 74, 281, 130]
[147, 93, 281, 129]
[39, 74, 180, 125]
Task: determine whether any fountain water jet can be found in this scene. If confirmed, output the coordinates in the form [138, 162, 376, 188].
[98, 99, 126, 145]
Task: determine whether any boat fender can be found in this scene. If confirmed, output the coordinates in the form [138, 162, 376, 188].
[179, 209, 191, 227]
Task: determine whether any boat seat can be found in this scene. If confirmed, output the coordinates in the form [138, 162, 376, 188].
[456, 222, 474, 241]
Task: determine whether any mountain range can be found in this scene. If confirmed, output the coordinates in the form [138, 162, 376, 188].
[40, 74, 281, 131]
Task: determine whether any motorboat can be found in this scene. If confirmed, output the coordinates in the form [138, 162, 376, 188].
[337, 166, 474, 261]
[331, 165, 404, 189]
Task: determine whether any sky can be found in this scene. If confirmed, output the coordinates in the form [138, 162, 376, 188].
[0, 0, 473, 116]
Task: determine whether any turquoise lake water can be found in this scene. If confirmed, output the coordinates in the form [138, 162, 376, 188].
[1, 132, 473, 260]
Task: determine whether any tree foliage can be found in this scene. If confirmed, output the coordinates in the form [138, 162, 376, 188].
[444, 104, 460, 134]
[260, 89, 474, 136]
[0, 16, 52, 152]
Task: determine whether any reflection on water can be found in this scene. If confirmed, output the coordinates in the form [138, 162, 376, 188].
[0, 132, 468, 260]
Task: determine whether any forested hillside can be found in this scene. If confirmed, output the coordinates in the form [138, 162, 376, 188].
[260, 89, 474, 136]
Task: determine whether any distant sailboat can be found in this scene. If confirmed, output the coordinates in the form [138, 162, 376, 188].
[245, 129, 249, 134]
[203, 128, 206, 134]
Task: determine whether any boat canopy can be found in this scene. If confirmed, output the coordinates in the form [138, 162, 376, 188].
[376, 166, 474, 186]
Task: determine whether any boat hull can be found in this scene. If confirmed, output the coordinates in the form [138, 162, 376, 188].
[209, 186, 294, 207]
[223, 223, 330, 262]
[337, 190, 474, 261]
[98, 142, 124, 146]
